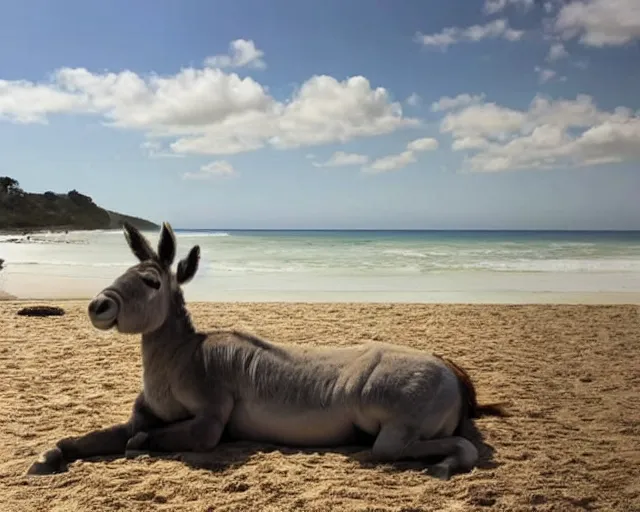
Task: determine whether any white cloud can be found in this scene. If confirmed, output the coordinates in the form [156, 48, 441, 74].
[451, 136, 490, 151]
[440, 102, 527, 140]
[52, 66, 274, 132]
[170, 74, 417, 154]
[546, 42, 569, 61]
[141, 140, 183, 158]
[262, 75, 418, 149]
[363, 137, 438, 173]
[483, 0, 534, 15]
[431, 93, 486, 112]
[183, 160, 236, 180]
[313, 151, 369, 167]
[575, 120, 640, 164]
[0, 54, 418, 157]
[204, 39, 266, 69]
[406, 93, 422, 107]
[554, 0, 640, 47]
[535, 66, 557, 83]
[0, 79, 85, 123]
[364, 150, 416, 173]
[435, 92, 640, 172]
[407, 137, 439, 151]
[415, 19, 524, 50]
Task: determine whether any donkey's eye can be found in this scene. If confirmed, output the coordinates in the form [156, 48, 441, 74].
[140, 275, 161, 290]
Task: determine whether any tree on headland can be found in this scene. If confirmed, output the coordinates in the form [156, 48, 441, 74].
[0, 177, 23, 196]
[67, 189, 95, 206]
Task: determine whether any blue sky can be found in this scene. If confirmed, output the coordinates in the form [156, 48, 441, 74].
[1, 0, 639, 230]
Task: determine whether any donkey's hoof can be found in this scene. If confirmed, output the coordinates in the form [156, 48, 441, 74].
[27, 448, 66, 475]
[126, 431, 149, 452]
[125, 449, 147, 460]
[424, 463, 452, 480]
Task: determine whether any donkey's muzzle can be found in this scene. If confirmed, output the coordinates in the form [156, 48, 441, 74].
[88, 293, 119, 330]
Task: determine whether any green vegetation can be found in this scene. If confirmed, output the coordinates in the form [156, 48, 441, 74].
[0, 176, 159, 232]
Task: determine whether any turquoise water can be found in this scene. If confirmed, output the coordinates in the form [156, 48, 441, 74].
[2, 229, 640, 302]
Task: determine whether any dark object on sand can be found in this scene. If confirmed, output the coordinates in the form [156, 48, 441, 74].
[17, 306, 65, 317]
[0, 258, 4, 271]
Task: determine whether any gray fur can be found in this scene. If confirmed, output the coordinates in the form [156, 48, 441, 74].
[27, 222, 505, 480]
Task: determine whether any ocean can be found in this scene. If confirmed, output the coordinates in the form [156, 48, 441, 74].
[1, 229, 640, 303]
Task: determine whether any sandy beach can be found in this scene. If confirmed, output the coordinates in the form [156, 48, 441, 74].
[0, 300, 638, 511]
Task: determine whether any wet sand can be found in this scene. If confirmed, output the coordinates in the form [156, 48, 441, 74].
[0, 301, 638, 511]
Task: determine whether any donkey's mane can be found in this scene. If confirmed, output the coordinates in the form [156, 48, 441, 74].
[169, 285, 196, 336]
[201, 333, 365, 409]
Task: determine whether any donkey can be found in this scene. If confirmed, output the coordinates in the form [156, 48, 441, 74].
[27, 222, 506, 480]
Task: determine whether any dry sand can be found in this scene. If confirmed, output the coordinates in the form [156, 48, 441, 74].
[0, 301, 638, 512]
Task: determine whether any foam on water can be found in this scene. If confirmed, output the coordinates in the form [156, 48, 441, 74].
[1, 229, 640, 301]
[174, 231, 230, 238]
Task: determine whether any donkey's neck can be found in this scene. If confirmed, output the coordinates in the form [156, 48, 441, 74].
[141, 288, 198, 359]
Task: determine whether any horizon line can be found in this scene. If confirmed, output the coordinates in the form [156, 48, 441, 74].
[172, 227, 640, 233]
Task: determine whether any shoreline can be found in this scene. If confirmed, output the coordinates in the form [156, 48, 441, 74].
[0, 225, 123, 236]
[0, 225, 89, 235]
[3, 269, 640, 305]
[2, 293, 640, 305]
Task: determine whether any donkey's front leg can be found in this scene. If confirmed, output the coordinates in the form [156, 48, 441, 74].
[27, 393, 164, 475]
[126, 413, 226, 454]
[127, 391, 234, 455]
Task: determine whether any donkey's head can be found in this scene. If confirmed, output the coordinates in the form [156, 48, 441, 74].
[87, 222, 200, 334]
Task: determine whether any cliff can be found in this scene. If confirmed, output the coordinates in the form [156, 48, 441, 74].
[0, 177, 159, 232]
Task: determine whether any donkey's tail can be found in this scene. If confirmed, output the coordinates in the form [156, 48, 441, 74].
[434, 354, 510, 420]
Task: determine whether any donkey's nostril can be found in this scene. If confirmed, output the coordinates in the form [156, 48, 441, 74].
[88, 293, 118, 330]
[95, 299, 111, 316]
[88, 295, 117, 319]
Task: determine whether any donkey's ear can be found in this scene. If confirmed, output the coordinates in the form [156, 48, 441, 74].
[176, 245, 200, 285]
[123, 222, 156, 262]
[157, 222, 176, 268]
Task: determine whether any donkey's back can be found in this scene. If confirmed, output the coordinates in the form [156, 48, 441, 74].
[204, 329, 452, 407]
[201, 331, 463, 447]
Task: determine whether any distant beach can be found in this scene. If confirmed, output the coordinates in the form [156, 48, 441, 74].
[1, 228, 640, 303]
